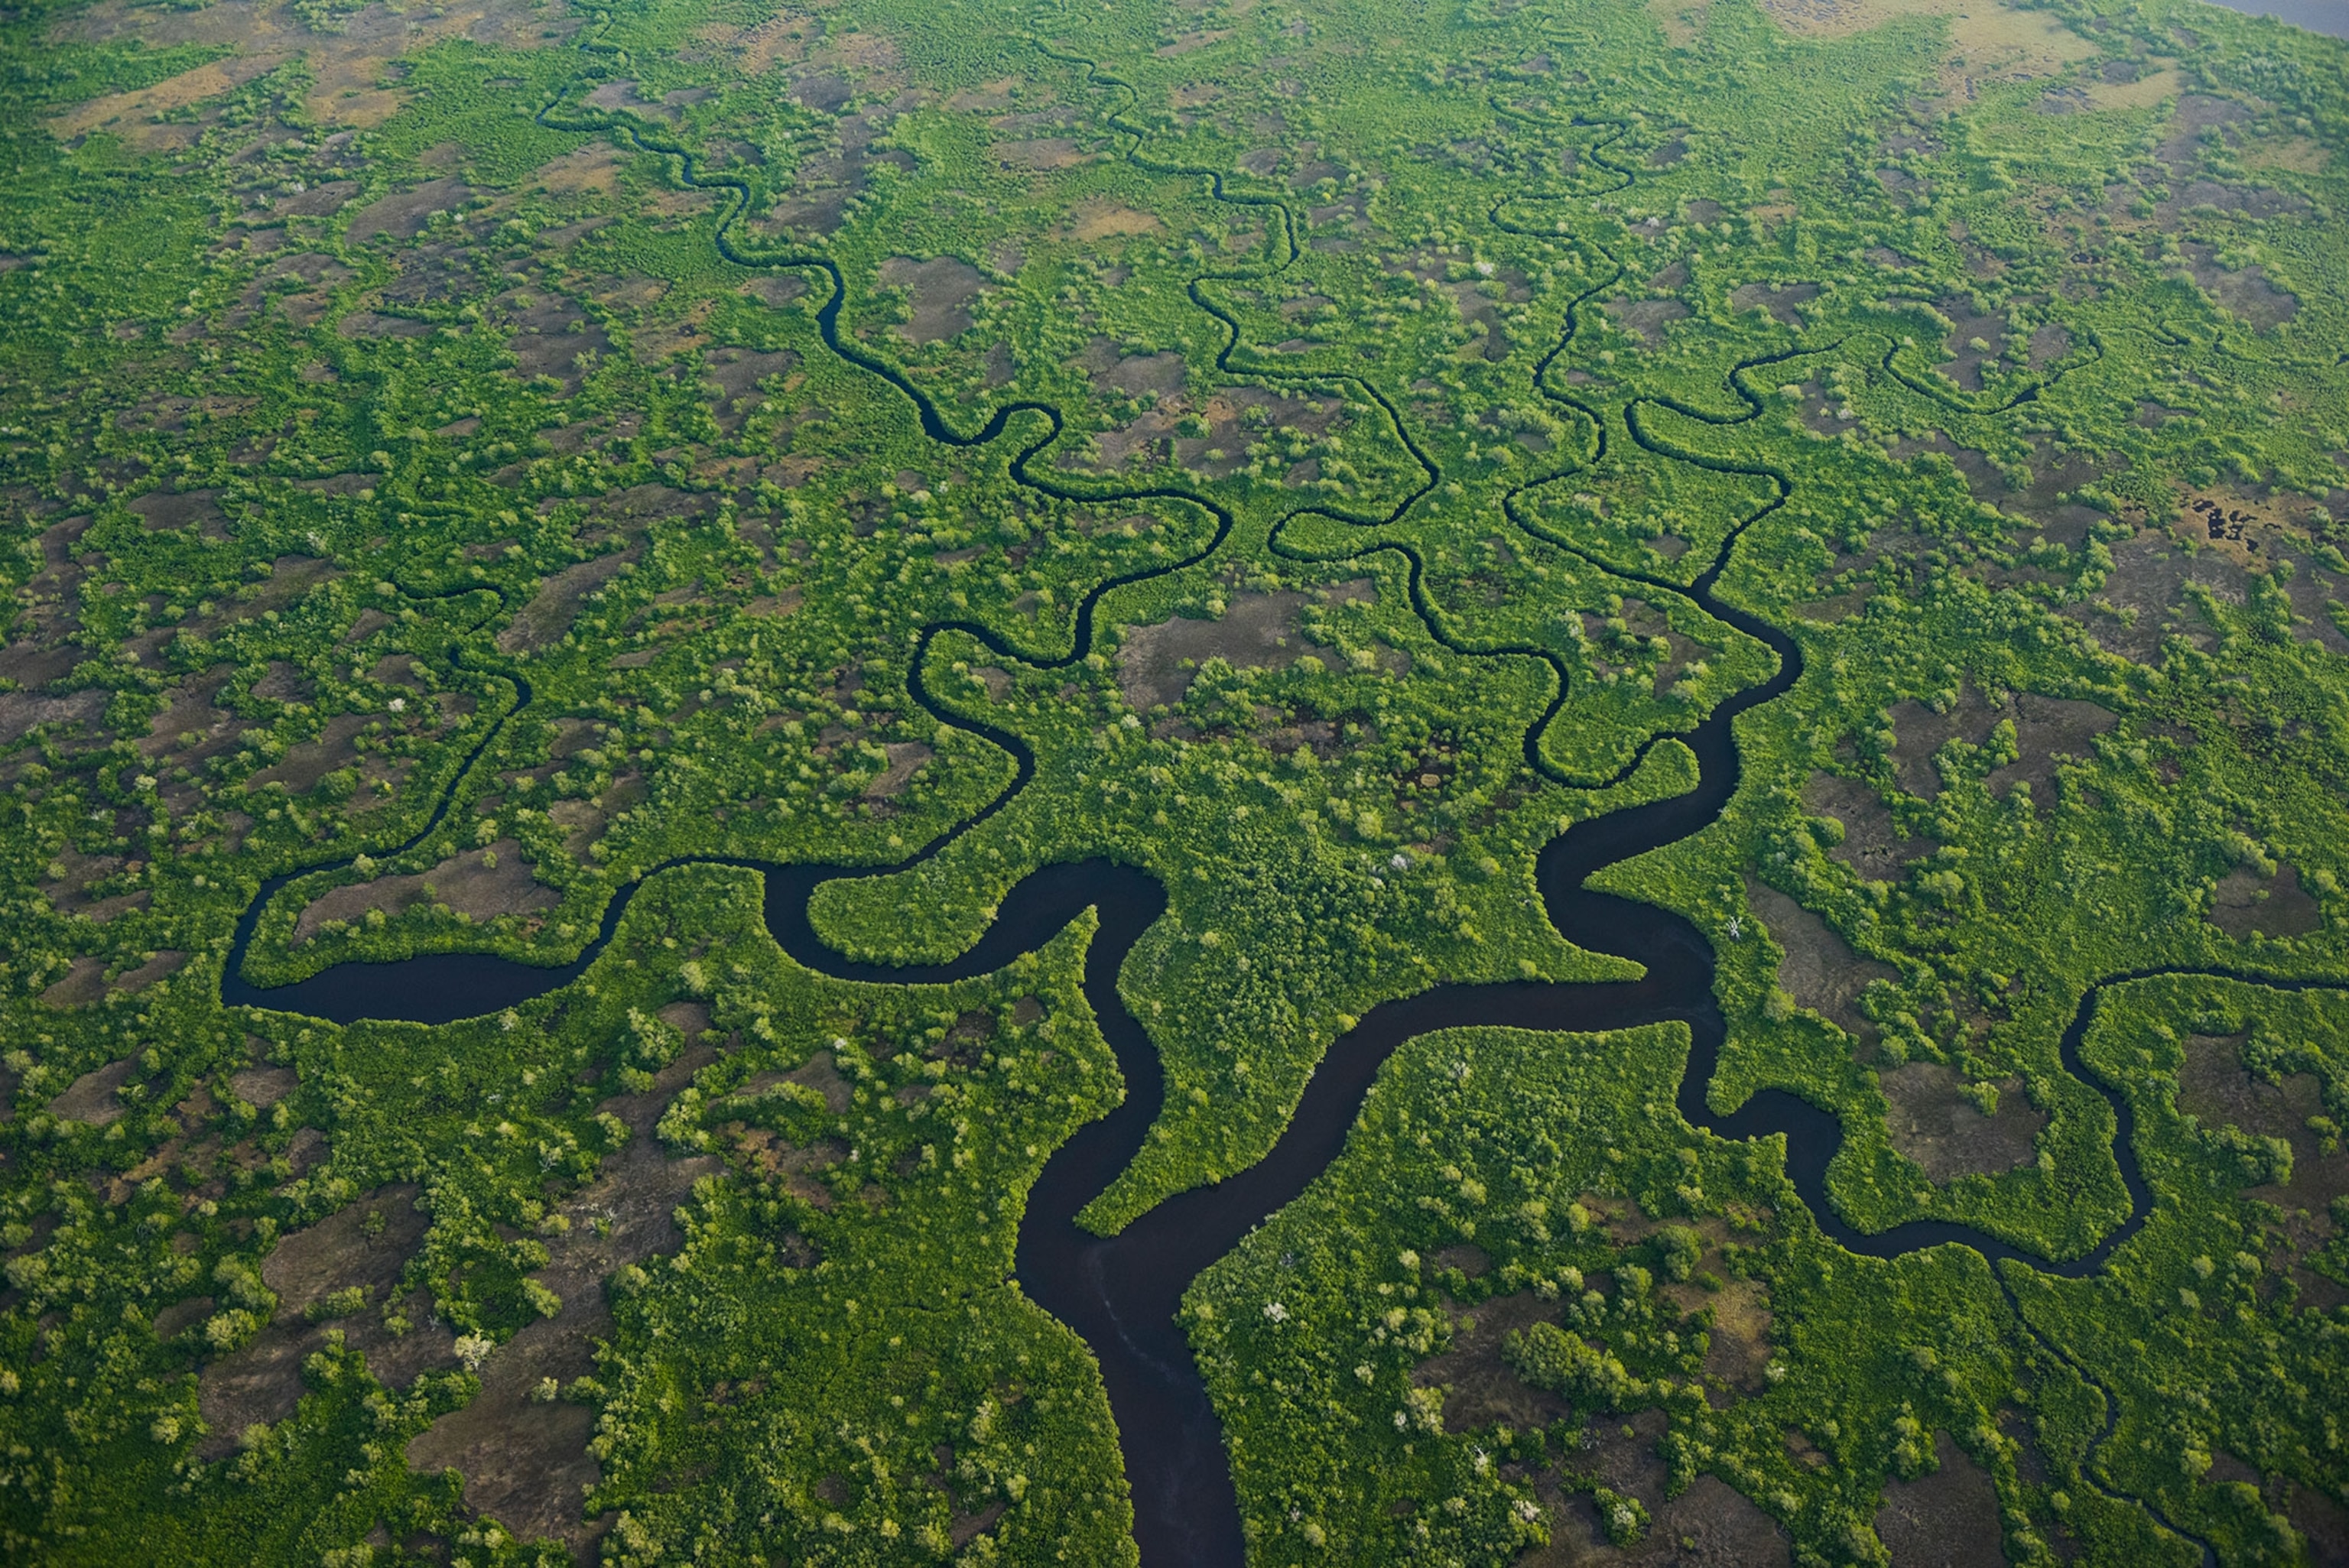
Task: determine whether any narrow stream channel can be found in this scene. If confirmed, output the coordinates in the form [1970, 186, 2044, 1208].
[219, 542, 2228, 1565]
[205, 36, 2333, 1564]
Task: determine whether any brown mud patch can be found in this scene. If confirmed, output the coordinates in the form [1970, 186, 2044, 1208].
[2207, 864, 2324, 941]
[1070, 200, 1164, 242]
[700, 345, 798, 433]
[1529, 1406, 1790, 1565]
[732, 1050, 853, 1117]
[499, 548, 639, 654]
[230, 1065, 299, 1109]
[1757, 0, 2092, 101]
[1888, 431, 2133, 549]
[1411, 1291, 1569, 1433]
[1694, 1276, 1774, 1394]
[1744, 878, 1894, 1044]
[496, 289, 611, 394]
[404, 1041, 727, 1543]
[347, 177, 473, 245]
[996, 137, 1094, 171]
[1889, 684, 2114, 803]
[47, 1057, 136, 1125]
[878, 255, 986, 344]
[1172, 385, 1340, 480]
[2065, 531, 2253, 664]
[1116, 587, 1351, 711]
[0, 687, 109, 748]
[42, 846, 144, 923]
[197, 1185, 451, 1459]
[293, 841, 555, 942]
[2181, 242, 2296, 331]
[406, 1143, 723, 1549]
[131, 488, 229, 536]
[1602, 297, 1688, 349]
[252, 713, 370, 794]
[861, 742, 933, 799]
[1879, 1063, 2046, 1182]
[1073, 336, 1187, 401]
[1731, 281, 1819, 326]
[1931, 295, 2008, 393]
[1804, 772, 1933, 880]
[1873, 1432, 2006, 1566]
[2180, 1032, 2347, 1307]
[44, 950, 186, 1007]
[141, 665, 248, 766]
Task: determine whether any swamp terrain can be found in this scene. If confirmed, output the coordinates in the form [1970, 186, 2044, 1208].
[1, 0, 2347, 1560]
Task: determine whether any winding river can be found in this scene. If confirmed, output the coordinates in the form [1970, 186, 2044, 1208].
[207, 34, 2325, 1566]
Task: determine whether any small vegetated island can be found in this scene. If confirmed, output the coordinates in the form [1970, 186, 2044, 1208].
[3, 0, 2348, 1560]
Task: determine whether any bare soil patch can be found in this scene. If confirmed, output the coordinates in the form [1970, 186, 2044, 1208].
[1696, 1276, 1774, 1393]
[406, 1144, 722, 1549]
[48, 950, 187, 1008]
[131, 488, 229, 536]
[700, 345, 798, 433]
[338, 309, 433, 340]
[1873, 1432, 2006, 1566]
[1117, 589, 1336, 712]
[230, 1065, 298, 1109]
[1889, 683, 2114, 802]
[2207, 865, 2324, 941]
[141, 666, 245, 763]
[1074, 336, 1187, 400]
[293, 841, 556, 942]
[121, 950, 187, 991]
[63, 0, 573, 133]
[252, 713, 370, 794]
[1760, 0, 2091, 99]
[0, 638, 81, 688]
[1804, 771, 1932, 880]
[2179, 1032, 2320, 1144]
[251, 661, 312, 704]
[348, 177, 473, 245]
[1987, 693, 2118, 800]
[531, 142, 625, 196]
[2182, 242, 2296, 330]
[878, 255, 986, 344]
[42, 846, 128, 918]
[1529, 1405, 1789, 1565]
[1730, 281, 1818, 325]
[1411, 1291, 1569, 1432]
[265, 1183, 430, 1313]
[2065, 531, 2249, 663]
[499, 547, 639, 654]
[1602, 297, 1688, 348]
[862, 742, 933, 799]
[198, 1184, 448, 1459]
[1070, 200, 1164, 242]
[548, 799, 606, 857]
[734, 1050, 853, 1116]
[1174, 385, 1339, 479]
[996, 137, 1093, 171]
[0, 687, 108, 747]
[39, 955, 109, 1008]
[1879, 1063, 2046, 1182]
[1745, 878, 1894, 1044]
[1932, 295, 2007, 392]
[47, 1057, 135, 1125]
[497, 290, 611, 394]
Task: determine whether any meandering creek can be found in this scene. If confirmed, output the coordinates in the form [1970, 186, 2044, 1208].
[210, 37, 2320, 1566]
